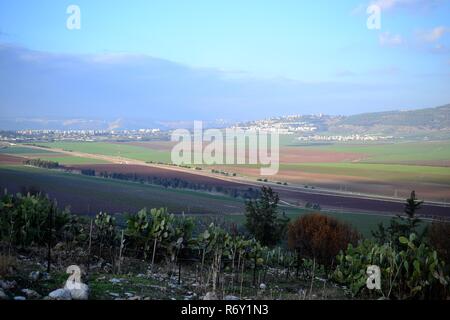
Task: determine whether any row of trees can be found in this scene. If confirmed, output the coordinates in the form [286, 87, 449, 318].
[85, 170, 261, 199]
[23, 158, 60, 169]
[22, 160, 261, 200]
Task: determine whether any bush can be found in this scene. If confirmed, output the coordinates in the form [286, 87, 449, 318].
[94, 212, 118, 259]
[428, 220, 450, 265]
[372, 191, 424, 248]
[287, 213, 360, 268]
[334, 234, 449, 299]
[0, 191, 70, 247]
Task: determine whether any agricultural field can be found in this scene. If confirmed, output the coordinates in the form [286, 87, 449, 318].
[0, 164, 400, 238]
[35, 141, 171, 163]
[0, 145, 109, 165]
[289, 140, 450, 166]
[17, 139, 450, 202]
[0, 165, 245, 215]
[210, 140, 450, 202]
[66, 163, 242, 188]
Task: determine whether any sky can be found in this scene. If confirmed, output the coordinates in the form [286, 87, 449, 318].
[0, 0, 449, 128]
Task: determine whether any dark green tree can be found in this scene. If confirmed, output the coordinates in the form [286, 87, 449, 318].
[244, 186, 289, 246]
[372, 191, 424, 247]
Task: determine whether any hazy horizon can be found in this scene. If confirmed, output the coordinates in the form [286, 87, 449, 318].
[1, 0, 450, 128]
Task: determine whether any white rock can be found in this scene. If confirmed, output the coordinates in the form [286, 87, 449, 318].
[68, 286, 89, 300]
[49, 288, 72, 300]
[0, 280, 16, 290]
[64, 280, 89, 300]
[14, 296, 26, 301]
[21, 289, 41, 299]
[259, 283, 267, 290]
[109, 278, 123, 284]
[203, 292, 218, 300]
[224, 295, 240, 300]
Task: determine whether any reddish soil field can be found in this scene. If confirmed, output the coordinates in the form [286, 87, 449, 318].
[120, 143, 366, 164]
[211, 165, 450, 203]
[0, 154, 26, 164]
[279, 147, 366, 163]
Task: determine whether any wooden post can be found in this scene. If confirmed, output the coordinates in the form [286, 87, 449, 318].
[87, 219, 93, 273]
[118, 230, 124, 274]
[47, 203, 54, 273]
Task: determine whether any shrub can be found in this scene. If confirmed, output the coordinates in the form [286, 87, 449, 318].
[428, 220, 450, 265]
[334, 234, 449, 299]
[288, 213, 360, 268]
[94, 212, 118, 258]
[372, 191, 424, 248]
[0, 191, 69, 247]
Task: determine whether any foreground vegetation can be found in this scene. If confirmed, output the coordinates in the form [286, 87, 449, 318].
[0, 187, 448, 300]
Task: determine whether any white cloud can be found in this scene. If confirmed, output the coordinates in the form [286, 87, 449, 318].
[379, 32, 405, 46]
[417, 26, 449, 43]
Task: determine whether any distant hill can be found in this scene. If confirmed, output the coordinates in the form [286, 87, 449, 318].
[329, 104, 450, 138]
[340, 104, 450, 128]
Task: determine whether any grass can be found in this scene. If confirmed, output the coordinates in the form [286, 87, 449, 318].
[221, 209, 395, 238]
[0, 145, 58, 155]
[35, 142, 171, 163]
[0, 145, 109, 165]
[88, 273, 186, 300]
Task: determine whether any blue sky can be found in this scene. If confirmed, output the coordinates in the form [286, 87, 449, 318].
[0, 0, 449, 126]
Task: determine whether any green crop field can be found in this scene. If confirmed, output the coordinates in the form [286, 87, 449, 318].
[292, 140, 450, 164]
[0, 145, 110, 165]
[35, 142, 171, 163]
[0, 145, 58, 155]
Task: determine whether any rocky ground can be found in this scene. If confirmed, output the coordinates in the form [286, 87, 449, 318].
[0, 248, 348, 301]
